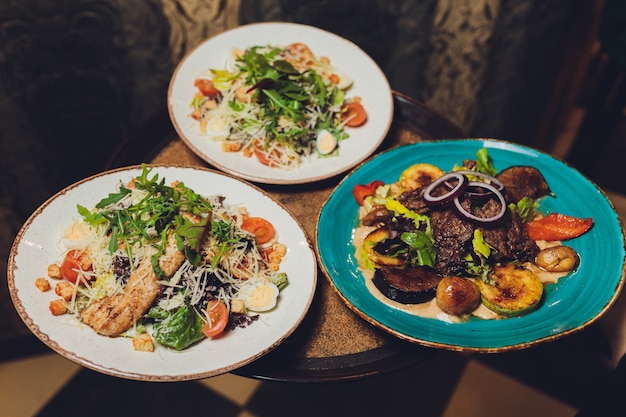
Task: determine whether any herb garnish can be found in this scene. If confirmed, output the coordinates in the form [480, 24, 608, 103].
[77, 165, 215, 278]
[236, 46, 344, 145]
[196, 44, 352, 167]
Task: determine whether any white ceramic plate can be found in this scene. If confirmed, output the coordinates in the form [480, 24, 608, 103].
[168, 22, 394, 184]
[8, 165, 317, 381]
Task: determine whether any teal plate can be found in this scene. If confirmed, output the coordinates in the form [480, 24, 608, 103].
[316, 139, 626, 352]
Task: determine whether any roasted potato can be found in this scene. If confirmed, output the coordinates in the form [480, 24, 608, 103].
[535, 245, 579, 272]
[436, 276, 481, 316]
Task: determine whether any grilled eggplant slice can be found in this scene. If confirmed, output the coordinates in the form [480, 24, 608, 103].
[475, 263, 544, 317]
[373, 266, 442, 304]
[496, 166, 552, 203]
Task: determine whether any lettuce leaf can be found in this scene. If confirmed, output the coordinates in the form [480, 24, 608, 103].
[151, 304, 205, 351]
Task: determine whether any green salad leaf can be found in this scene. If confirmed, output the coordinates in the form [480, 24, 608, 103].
[401, 231, 436, 268]
[151, 304, 206, 351]
[475, 147, 497, 176]
[509, 197, 538, 223]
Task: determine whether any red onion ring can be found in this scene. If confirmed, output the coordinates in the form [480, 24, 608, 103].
[445, 170, 504, 200]
[452, 170, 504, 189]
[423, 172, 468, 206]
[452, 181, 507, 223]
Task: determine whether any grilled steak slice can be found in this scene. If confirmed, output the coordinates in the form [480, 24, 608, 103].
[397, 188, 430, 214]
[496, 166, 552, 203]
[430, 203, 474, 276]
[373, 266, 442, 304]
[430, 197, 539, 275]
[478, 208, 539, 263]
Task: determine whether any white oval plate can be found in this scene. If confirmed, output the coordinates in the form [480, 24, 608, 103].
[8, 165, 317, 381]
[168, 22, 393, 184]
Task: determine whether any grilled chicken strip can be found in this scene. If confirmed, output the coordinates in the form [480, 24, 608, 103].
[80, 235, 185, 337]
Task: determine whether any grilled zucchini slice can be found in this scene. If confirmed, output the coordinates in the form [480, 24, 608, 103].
[476, 264, 544, 317]
[362, 228, 407, 268]
[398, 163, 444, 191]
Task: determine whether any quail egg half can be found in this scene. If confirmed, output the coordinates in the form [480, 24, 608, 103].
[237, 281, 280, 312]
[205, 117, 230, 141]
[316, 129, 337, 155]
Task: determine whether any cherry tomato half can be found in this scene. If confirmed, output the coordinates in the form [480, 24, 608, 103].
[194, 78, 220, 97]
[241, 217, 276, 245]
[60, 250, 93, 284]
[253, 140, 283, 167]
[202, 299, 229, 338]
[341, 102, 367, 127]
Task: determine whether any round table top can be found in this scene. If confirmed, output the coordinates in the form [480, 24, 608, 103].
[106, 91, 468, 382]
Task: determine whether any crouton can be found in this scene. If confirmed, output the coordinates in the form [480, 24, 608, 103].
[267, 243, 287, 271]
[47, 264, 62, 279]
[35, 277, 51, 292]
[132, 333, 154, 352]
[49, 299, 67, 316]
[55, 281, 75, 301]
[243, 147, 254, 158]
[230, 298, 246, 314]
[222, 141, 242, 152]
[202, 98, 217, 111]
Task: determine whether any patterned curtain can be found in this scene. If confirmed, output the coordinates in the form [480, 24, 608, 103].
[0, 0, 579, 188]
[239, 0, 576, 141]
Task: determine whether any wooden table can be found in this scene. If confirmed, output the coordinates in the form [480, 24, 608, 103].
[105, 91, 468, 382]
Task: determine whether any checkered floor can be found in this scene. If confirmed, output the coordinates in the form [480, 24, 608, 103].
[0, 349, 581, 417]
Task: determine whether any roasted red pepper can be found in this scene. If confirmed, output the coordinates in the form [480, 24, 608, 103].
[353, 180, 385, 205]
[525, 213, 593, 241]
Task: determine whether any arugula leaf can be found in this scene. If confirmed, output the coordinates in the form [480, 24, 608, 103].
[95, 186, 131, 209]
[175, 215, 210, 266]
[272, 59, 299, 75]
[238, 46, 281, 84]
[228, 99, 245, 112]
[176, 216, 209, 252]
[210, 219, 242, 269]
[77, 204, 107, 225]
[78, 165, 216, 275]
